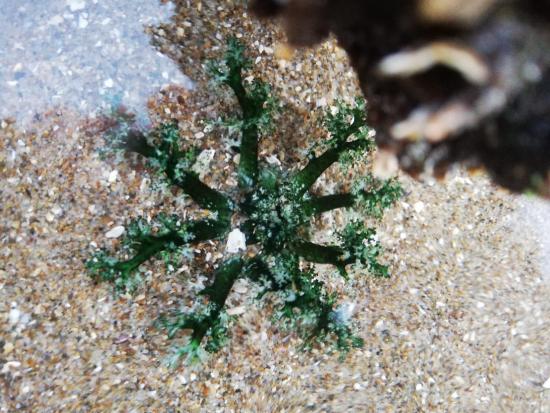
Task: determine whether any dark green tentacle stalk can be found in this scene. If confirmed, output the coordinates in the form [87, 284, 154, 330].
[293, 139, 372, 196]
[191, 258, 244, 348]
[305, 193, 356, 215]
[217, 38, 275, 190]
[122, 128, 233, 217]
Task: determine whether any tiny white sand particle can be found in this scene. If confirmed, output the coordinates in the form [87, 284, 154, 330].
[108, 170, 118, 183]
[67, 0, 86, 12]
[48, 15, 64, 26]
[78, 16, 88, 29]
[543, 377, 550, 389]
[104, 78, 114, 88]
[3, 342, 14, 355]
[9, 308, 21, 324]
[105, 226, 125, 239]
[413, 201, 425, 213]
[51, 205, 63, 216]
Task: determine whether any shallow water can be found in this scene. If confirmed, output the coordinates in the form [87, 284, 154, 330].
[0, 0, 192, 125]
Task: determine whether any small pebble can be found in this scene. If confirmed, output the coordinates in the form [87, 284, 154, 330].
[67, 0, 86, 12]
[105, 226, 125, 238]
[3, 342, 14, 355]
[108, 170, 118, 183]
[226, 228, 246, 253]
[9, 308, 21, 324]
[413, 201, 425, 213]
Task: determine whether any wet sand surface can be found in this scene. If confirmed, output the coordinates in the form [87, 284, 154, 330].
[1, 1, 549, 412]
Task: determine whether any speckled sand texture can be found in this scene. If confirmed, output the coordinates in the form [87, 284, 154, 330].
[1, 1, 549, 412]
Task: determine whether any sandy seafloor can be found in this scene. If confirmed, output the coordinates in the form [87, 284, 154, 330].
[1, 1, 549, 412]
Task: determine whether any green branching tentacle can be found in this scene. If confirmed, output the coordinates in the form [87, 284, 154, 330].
[199, 257, 244, 305]
[339, 221, 389, 278]
[87, 218, 230, 292]
[175, 173, 234, 218]
[293, 98, 374, 196]
[351, 176, 403, 218]
[238, 124, 260, 189]
[293, 241, 347, 266]
[159, 258, 244, 364]
[292, 241, 349, 276]
[89, 39, 401, 365]
[223, 43, 260, 188]
[293, 139, 372, 196]
[304, 193, 356, 215]
[277, 269, 364, 353]
[212, 38, 276, 189]
[121, 124, 234, 216]
[304, 176, 402, 216]
[192, 258, 243, 346]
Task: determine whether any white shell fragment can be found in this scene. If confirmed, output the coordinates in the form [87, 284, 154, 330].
[105, 226, 125, 239]
[226, 228, 247, 253]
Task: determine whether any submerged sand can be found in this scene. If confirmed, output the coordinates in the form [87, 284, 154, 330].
[1, 1, 549, 412]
